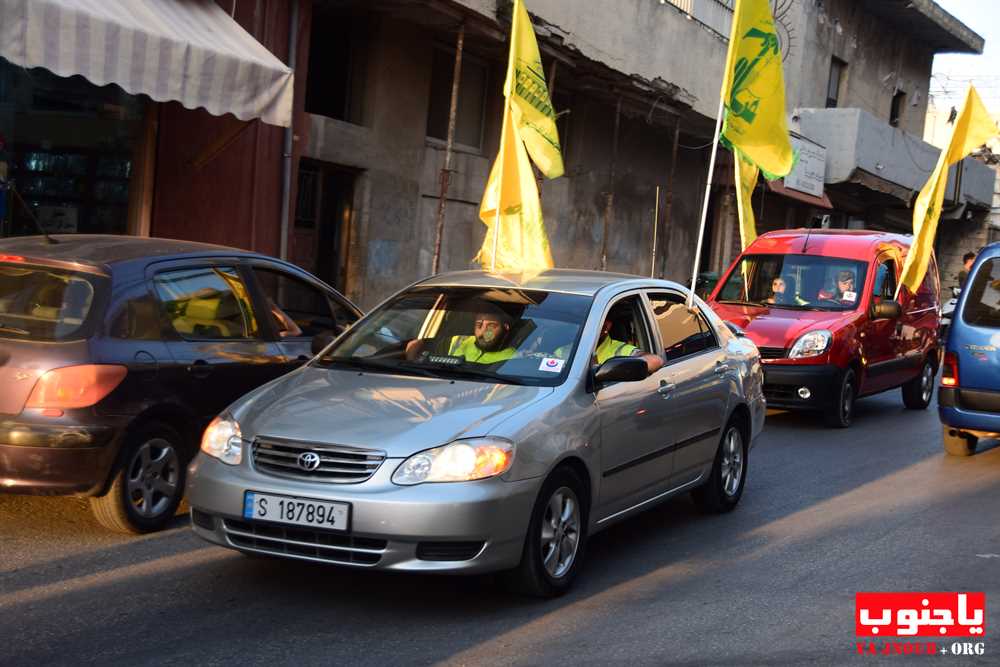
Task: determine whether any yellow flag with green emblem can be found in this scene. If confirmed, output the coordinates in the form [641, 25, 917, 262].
[506, 0, 563, 179]
[898, 86, 999, 295]
[734, 152, 760, 250]
[721, 0, 794, 180]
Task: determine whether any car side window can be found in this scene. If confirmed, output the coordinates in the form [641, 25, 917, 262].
[109, 282, 163, 340]
[252, 266, 358, 338]
[593, 294, 654, 363]
[647, 292, 718, 361]
[152, 267, 260, 340]
[872, 259, 896, 302]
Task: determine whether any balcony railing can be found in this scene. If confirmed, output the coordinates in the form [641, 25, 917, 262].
[659, 0, 735, 40]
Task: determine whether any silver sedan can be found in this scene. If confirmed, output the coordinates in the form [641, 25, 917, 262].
[186, 270, 765, 596]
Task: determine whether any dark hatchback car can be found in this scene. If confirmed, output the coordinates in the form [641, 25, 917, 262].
[0, 235, 360, 533]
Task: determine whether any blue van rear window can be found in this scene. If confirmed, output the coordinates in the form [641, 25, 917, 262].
[962, 258, 1000, 329]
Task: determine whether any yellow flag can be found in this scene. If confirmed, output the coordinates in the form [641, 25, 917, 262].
[899, 86, 999, 294]
[506, 0, 563, 179]
[720, 0, 794, 180]
[734, 152, 760, 250]
[475, 103, 554, 273]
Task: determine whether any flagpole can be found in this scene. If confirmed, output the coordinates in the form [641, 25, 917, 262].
[687, 95, 726, 307]
[491, 99, 509, 273]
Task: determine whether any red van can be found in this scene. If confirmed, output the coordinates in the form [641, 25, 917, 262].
[707, 230, 941, 428]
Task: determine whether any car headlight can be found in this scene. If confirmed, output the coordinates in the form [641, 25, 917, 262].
[788, 330, 832, 359]
[200, 414, 243, 465]
[392, 438, 514, 485]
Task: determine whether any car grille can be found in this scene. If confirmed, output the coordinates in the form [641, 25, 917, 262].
[763, 384, 797, 401]
[252, 436, 385, 483]
[416, 541, 486, 561]
[758, 347, 787, 360]
[223, 518, 386, 566]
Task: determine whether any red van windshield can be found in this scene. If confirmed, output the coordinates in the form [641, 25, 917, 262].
[0, 262, 105, 341]
[716, 254, 868, 311]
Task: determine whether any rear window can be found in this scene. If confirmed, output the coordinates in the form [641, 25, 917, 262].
[961, 258, 1000, 329]
[0, 263, 105, 340]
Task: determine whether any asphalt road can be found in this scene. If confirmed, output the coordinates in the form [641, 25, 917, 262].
[2, 391, 999, 666]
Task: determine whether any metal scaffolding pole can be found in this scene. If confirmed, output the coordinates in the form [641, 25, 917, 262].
[431, 22, 465, 275]
[601, 96, 621, 272]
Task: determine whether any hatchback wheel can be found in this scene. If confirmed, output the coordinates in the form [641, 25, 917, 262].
[504, 468, 587, 598]
[91, 422, 187, 534]
[942, 427, 977, 457]
[693, 418, 748, 513]
[824, 368, 856, 428]
[902, 359, 935, 410]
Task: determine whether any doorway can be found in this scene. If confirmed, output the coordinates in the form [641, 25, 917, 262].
[293, 160, 356, 291]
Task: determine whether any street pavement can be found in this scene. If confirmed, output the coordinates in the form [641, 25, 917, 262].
[2, 391, 998, 666]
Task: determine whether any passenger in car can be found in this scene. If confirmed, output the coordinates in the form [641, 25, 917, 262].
[818, 269, 858, 304]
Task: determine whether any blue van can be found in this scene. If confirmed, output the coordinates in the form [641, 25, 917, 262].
[939, 242, 1000, 456]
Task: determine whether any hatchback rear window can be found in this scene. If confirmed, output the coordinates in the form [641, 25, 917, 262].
[0, 262, 105, 340]
[962, 258, 1000, 329]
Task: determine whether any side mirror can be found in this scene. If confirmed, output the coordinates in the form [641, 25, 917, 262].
[593, 356, 649, 385]
[725, 321, 747, 337]
[871, 300, 902, 320]
[311, 330, 337, 356]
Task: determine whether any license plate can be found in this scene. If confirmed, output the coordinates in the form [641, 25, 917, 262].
[243, 491, 350, 531]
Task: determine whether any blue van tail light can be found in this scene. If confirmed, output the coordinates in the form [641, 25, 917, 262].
[941, 352, 959, 388]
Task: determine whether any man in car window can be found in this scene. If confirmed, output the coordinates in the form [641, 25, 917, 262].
[819, 270, 857, 304]
[447, 305, 518, 363]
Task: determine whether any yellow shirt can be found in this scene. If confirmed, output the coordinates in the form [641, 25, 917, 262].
[595, 337, 638, 364]
[448, 336, 517, 364]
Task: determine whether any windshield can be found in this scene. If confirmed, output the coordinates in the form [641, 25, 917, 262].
[0, 262, 105, 340]
[962, 258, 1000, 328]
[314, 286, 592, 386]
[716, 254, 868, 312]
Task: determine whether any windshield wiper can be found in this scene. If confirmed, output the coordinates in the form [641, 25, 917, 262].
[320, 357, 438, 378]
[428, 364, 527, 385]
[717, 299, 765, 308]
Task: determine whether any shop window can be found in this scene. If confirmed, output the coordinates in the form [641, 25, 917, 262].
[826, 58, 845, 108]
[0, 61, 142, 239]
[305, 10, 368, 124]
[890, 89, 906, 127]
[426, 49, 488, 150]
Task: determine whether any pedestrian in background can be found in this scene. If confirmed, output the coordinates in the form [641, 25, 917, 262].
[957, 251, 976, 288]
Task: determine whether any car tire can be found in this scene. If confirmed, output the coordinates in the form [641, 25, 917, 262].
[90, 422, 188, 534]
[902, 359, 935, 410]
[692, 418, 748, 513]
[503, 468, 587, 598]
[824, 368, 857, 429]
[942, 427, 977, 457]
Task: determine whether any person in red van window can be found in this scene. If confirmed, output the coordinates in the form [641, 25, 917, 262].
[818, 269, 858, 305]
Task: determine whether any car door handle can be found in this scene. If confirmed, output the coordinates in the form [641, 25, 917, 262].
[657, 381, 676, 396]
[188, 360, 213, 378]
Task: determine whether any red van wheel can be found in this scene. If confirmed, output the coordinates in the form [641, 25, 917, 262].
[902, 359, 935, 410]
[824, 369, 856, 429]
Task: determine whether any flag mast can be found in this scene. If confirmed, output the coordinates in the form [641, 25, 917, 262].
[687, 95, 726, 307]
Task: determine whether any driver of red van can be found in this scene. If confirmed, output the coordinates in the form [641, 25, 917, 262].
[818, 270, 858, 304]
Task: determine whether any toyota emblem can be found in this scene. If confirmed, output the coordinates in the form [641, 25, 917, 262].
[297, 451, 321, 471]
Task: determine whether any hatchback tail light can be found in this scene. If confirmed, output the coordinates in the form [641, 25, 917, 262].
[25, 365, 128, 409]
[941, 352, 959, 388]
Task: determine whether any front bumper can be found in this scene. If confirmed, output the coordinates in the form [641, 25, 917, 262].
[761, 363, 841, 411]
[186, 453, 541, 574]
[0, 412, 124, 495]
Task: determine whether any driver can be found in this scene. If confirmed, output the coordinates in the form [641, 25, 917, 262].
[819, 269, 857, 304]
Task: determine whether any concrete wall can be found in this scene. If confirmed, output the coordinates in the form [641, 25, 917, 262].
[304, 14, 709, 308]
[786, 0, 934, 137]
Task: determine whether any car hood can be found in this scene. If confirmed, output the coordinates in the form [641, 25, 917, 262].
[711, 303, 854, 349]
[236, 367, 553, 458]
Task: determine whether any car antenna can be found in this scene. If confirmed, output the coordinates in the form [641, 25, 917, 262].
[9, 184, 58, 244]
[802, 220, 814, 254]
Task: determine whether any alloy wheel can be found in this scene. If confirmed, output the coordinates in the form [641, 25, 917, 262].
[125, 438, 180, 519]
[720, 427, 744, 497]
[540, 487, 581, 579]
[920, 363, 934, 404]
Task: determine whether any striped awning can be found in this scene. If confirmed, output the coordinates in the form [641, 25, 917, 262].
[0, 0, 293, 127]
